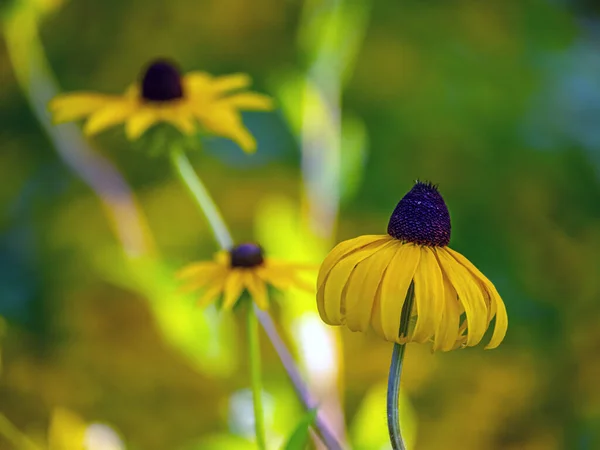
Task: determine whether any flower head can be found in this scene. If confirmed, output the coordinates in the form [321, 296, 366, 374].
[317, 181, 508, 351]
[48, 59, 273, 152]
[178, 243, 316, 310]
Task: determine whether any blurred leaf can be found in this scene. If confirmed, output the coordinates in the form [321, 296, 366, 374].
[48, 408, 87, 450]
[281, 408, 317, 450]
[340, 113, 369, 204]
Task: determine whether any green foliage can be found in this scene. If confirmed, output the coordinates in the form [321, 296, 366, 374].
[281, 409, 317, 450]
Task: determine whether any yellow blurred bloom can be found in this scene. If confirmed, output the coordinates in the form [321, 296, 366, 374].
[48, 59, 273, 152]
[178, 243, 316, 310]
[317, 181, 508, 351]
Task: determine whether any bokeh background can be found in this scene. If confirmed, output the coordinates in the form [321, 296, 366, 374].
[1, 0, 600, 449]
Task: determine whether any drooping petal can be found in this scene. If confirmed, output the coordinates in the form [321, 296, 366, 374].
[125, 109, 160, 139]
[319, 239, 394, 326]
[176, 261, 222, 279]
[197, 107, 256, 153]
[436, 249, 488, 347]
[49, 93, 115, 123]
[84, 100, 137, 136]
[378, 243, 421, 342]
[412, 247, 445, 343]
[183, 72, 214, 97]
[433, 276, 461, 352]
[222, 270, 245, 310]
[445, 247, 508, 349]
[317, 235, 392, 291]
[178, 267, 227, 294]
[223, 93, 273, 111]
[246, 272, 269, 309]
[163, 109, 196, 136]
[212, 73, 252, 93]
[344, 241, 399, 332]
[197, 275, 227, 307]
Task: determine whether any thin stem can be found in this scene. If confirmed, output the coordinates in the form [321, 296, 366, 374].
[0, 413, 42, 450]
[247, 305, 267, 450]
[387, 282, 415, 450]
[169, 149, 233, 250]
[168, 148, 344, 449]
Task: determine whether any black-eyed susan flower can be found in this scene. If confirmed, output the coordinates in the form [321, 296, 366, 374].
[49, 59, 273, 152]
[178, 243, 316, 310]
[317, 181, 508, 351]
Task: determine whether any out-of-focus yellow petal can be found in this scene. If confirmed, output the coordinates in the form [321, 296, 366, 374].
[222, 270, 245, 310]
[223, 93, 274, 111]
[378, 244, 420, 342]
[211, 73, 252, 93]
[178, 267, 227, 294]
[125, 109, 159, 139]
[246, 272, 268, 309]
[344, 241, 399, 333]
[198, 275, 227, 307]
[49, 93, 115, 123]
[412, 247, 445, 344]
[437, 249, 488, 347]
[196, 107, 256, 152]
[176, 261, 222, 279]
[319, 238, 394, 326]
[84, 100, 137, 136]
[317, 235, 391, 291]
[48, 407, 87, 450]
[433, 276, 461, 352]
[183, 72, 214, 96]
[165, 111, 196, 136]
[445, 247, 508, 349]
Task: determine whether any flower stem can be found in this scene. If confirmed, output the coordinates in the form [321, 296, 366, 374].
[387, 282, 415, 450]
[169, 148, 234, 250]
[0, 413, 42, 450]
[168, 148, 343, 449]
[247, 304, 267, 450]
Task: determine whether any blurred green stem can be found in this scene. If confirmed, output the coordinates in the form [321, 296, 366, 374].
[247, 304, 267, 450]
[0, 414, 41, 450]
[168, 148, 344, 450]
[387, 282, 415, 450]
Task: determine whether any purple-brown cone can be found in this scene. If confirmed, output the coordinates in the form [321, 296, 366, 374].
[230, 243, 265, 268]
[141, 59, 184, 102]
[387, 181, 451, 247]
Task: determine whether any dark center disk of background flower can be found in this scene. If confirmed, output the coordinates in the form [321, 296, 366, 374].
[141, 60, 184, 101]
[230, 243, 265, 268]
[387, 181, 451, 247]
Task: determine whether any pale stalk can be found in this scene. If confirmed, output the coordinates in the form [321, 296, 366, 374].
[247, 304, 267, 450]
[0, 413, 42, 450]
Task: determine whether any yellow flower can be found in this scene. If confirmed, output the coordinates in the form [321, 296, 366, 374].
[178, 243, 316, 310]
[48, 59, 273, 152]
[317, 181, 508, 351]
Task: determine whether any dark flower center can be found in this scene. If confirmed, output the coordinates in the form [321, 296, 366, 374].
[141, 59, 184, 102]
[387, 181, 451, 247]
[230, 243, 265, 268]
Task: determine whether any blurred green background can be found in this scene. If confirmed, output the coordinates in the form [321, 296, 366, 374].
[1, 0, 600, 449]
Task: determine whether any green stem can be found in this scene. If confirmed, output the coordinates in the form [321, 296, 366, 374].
[247, 304, 267, 450]
[387, 282, 415, 450]
[0, 413, 42, 450]
[169, 148, 233, 250]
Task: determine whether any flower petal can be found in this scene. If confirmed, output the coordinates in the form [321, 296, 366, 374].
[197, 275, 227, 307]
[436, 249, 488, 347]
[378, 244, 421, 342]
[125, 109, 159, 140]
[223, 93, 273, 111]
[412, 247, 445, 343]
[246, 272, 269, 309]
[344, 241, 399, 333]
[84, 100, 137, 136]
[433, 276, 461, 352]
[196, 107, 257, 153]
[222, 270, 245, 310]
[176, 261, 221, 279]
[211, 73, 252, 93]
[49, 93, 115, 123]
[318, 238, 394, 326]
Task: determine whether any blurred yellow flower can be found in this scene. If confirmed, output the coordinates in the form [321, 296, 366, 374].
[48, 59, 273, 152]
[317, 181, 508, 351]
[178, 243, 316, 310]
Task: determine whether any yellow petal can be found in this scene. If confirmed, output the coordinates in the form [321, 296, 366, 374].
[436, 249, 488, 347]
[165, 111, 196, 136]
[411, 247, 445, 343]
[223, 93, 274, 111]
[433, 276, 461, 352]
[246, 272, 269, 309]
[317, 235, 391, 291]
[196, 107, 257, 153]
[378, 244, 421, 342]
[178, 267, 227, 294]
[211, 73, 252, 93]
[125, 109, 159, 139]
[176, 261, 221, 279]
[84, 100, 136, 136]
[183, 72, 214, 96]
[49, 93, 114, 123]
[197, 276, 226, 307]
[222, 270, 245, 310]
[344, 241, 399, 332]
[445, 248, 508, 349]
[318, 238, 394, 326]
